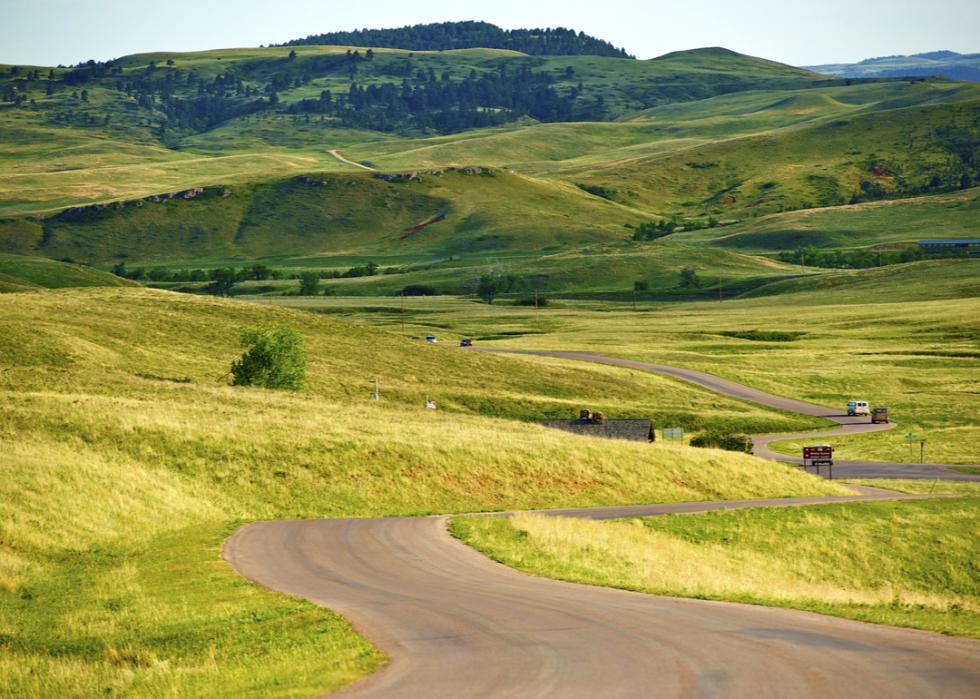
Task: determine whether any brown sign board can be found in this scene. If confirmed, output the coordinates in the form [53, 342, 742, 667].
[803, 445, 833, 465]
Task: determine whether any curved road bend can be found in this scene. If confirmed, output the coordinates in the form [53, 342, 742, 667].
[225, 490, 980, 699]
[479, 349, 980, 481]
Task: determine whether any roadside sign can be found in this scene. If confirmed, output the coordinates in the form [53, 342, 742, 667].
[803, 445, 833, 466]
[802, 444, 834, 479]
[662, 427, 684, 440]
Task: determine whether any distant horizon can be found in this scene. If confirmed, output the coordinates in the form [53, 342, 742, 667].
[3, 1, 980, 67]
[2, 32, 977, 70]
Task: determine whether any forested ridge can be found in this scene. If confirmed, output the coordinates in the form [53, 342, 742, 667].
[279, 21, 632, 58]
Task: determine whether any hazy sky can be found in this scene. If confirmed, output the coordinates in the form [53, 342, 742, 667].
[3, 0, 978, 67]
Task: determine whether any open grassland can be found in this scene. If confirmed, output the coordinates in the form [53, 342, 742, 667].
[0, 287, 845, 696]
[452, 496, 980, 637]
[282, 273, 980, 463]
[257, 241, 804, 298]
[0, 70, 976, 226]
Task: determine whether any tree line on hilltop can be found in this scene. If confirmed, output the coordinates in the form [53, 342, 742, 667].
[278, 21, 632, 58]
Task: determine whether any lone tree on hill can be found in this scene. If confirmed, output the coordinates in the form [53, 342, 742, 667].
[299, 272, 320, 295]
[231, 327, 305, 390]
[477, 274, 499, 304]
[679, 266, 700, 288]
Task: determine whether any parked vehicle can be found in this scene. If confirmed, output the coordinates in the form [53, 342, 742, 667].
[847, 400, 870, 416]
[871, 407, 889, 424]
[424, 335, 438, 344]
[459, 338, 473, 347]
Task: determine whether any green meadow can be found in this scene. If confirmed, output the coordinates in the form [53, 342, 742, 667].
[1, 30, 978, 698]
[276, 272, 979, 464]
[452, 496, 980, 637]
[0, 287, 849, 696]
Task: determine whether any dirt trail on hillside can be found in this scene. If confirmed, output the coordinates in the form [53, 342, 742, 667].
[328, 149, 376, 171]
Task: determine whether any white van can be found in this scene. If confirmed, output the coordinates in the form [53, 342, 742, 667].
[847, 400, 870, 416]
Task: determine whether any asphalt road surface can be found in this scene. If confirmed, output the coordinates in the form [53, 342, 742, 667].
[481, 349, 980, 481]
[225, 490, 980, 698]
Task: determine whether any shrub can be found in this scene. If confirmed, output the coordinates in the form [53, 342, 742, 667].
[720, 330, 805, 342]
[690, 430, 752, 453]
[402, 284, 437, 296]
[230, 327, 305, 390]
[514, 295, 549, 307]
[298, 272, 320, 296]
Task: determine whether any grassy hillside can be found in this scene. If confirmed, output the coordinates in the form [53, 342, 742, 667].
[741, 259, 980, 302]
[673, 186, 980, 251]
[453, 496, 980, 637]
[568, 97, 980, 218]
[0, 287, 846, 696]
[0, 253, 137, 291]
[1, 168, 648, 263]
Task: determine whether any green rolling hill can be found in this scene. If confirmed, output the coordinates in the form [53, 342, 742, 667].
[0, 27, 978, 296]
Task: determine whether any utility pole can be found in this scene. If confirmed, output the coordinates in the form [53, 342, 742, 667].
[632, 288, 636, 312]
[400, 292, 405, 333]
[719, 279, 723, 302]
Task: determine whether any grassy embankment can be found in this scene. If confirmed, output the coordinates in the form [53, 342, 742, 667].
[0, 252, 137, 292]
[671, 185, 980, 251]
[278, 268, 980, 463]
[0, 287, 845, 696]
[452, 496, 980, 637]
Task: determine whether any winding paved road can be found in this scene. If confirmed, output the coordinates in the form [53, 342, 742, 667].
[225, 348, 980, 697]
[225, 489, 980, 698]
[480, 349, 980, 481]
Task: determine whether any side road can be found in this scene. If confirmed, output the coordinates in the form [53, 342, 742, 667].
[479, 349, 980, 481]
